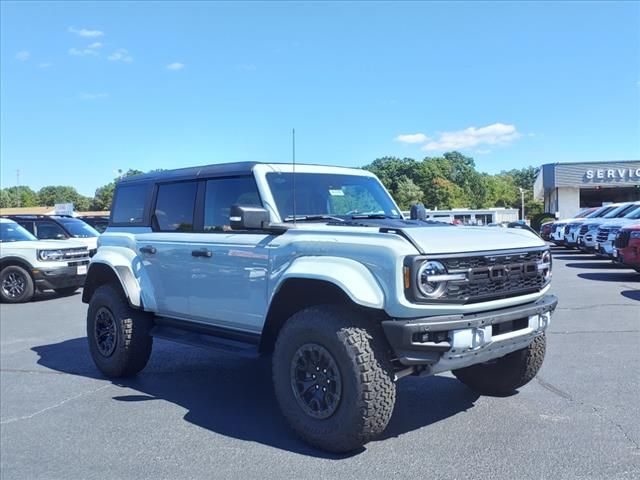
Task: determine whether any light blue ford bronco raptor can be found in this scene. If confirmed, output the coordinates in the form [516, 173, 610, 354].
[83, 162, 557, 452]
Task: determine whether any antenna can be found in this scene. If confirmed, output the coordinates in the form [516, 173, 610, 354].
[292, 128, 296, 225]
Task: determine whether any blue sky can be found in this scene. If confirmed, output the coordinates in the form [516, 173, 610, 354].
[1, 1, 639, 196]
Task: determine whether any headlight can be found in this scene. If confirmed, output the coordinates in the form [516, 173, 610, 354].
[417, 261, 449, 298]
[38, 249, 64, 261]
[631, 231, 640, 239]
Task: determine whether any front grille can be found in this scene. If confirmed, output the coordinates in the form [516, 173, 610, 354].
[615, 231, 631, 249]
[579, 225, 589, 236]
[61, 248, 90, 260]
[564, 225, 570, 235]
[438, 249, 548, 304]
[596, 228, 610, 243]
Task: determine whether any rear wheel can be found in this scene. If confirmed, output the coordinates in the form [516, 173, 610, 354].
[453, 334, 546, 396]
[272, 305, 396, 453]
[87, 284, 153, 378]
[0, 265, 34, 303]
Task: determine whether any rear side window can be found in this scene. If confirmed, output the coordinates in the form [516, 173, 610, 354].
[112, 184, 149, 225]
[204, 177, 262, 231]
[154, 182, 198, 232]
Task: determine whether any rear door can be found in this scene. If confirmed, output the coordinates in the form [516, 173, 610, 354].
[135, 180, 200, 318]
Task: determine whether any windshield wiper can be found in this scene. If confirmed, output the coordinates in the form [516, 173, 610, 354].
[283, 215, 345, 223]
[351, 213, 399, 219]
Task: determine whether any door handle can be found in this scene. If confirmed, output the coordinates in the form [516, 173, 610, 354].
[140, 245, 157, 255]
[192, 249, 212, 258]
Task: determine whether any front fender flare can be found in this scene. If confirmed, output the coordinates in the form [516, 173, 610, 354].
[83, 247, 156, 311]
[272, 256, 384, 310]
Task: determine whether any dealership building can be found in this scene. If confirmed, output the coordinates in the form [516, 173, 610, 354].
[534, 161, 640, 219]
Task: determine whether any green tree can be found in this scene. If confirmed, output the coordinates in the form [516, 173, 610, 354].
[394, 176, 424, 209]
[91, 169, 144, 211]
[0, 186, 39, 207]
[37, 186, 84, 207]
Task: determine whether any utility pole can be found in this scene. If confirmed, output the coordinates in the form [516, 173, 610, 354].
[16, 169, 21, 207]
[518, 187, 525, 221]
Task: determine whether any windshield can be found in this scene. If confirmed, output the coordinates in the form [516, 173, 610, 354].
[0, 222, 38, 242]
[586, 206, 615, 218]
[266, 173, 401, 220]
[56, 218, 99, 237]
[623, 206, 640, 219]
[603, 204, 637, 218]
[575, 208, 595, 218]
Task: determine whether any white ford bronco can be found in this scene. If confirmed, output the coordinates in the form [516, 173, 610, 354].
[1, 218, 90, 303]
[83, 162, 556, 452]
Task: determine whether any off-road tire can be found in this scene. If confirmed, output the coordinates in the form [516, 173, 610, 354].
[87, 284, 153, 378]
[0, 265, 35, 303]
[272, 305, 396, 453]
[54, 287, 79, 296]
[453, 334, 546, 396]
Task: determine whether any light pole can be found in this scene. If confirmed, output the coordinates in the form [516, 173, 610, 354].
[518, 187, 525, 221]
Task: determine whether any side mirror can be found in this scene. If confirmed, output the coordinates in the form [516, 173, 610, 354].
[230, 205, 270, 230]
[410, 203, 427, 220]
[56, 234, 66, 239]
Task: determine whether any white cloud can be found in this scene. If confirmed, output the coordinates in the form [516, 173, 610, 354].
[79, 92, 108, 100]
[420, 123, 522, 151]
[68, 27, 104, 38]
[38, 62, 53, 69]
[87, 42, 103, 49]
[69, 47, 98, 57]
[166, 62, 185, 70]
[108, 49, 133, 63]
[395, 133, 430, 144]
[15, 51, 30, 61]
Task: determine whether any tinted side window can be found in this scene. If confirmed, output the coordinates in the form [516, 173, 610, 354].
[36, 221, 67, 240]
[204, 177, 262, 231]
[112, 184, 149, 225]
[154, 182, 198, 232]
[15, 221, 35, 234]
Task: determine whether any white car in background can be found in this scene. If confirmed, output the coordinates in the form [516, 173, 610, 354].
[561, 205, 617, 248]
[594, 204, 640, 257]
[548, 207, 596, 245]
[0, 218, 90, 303]
[577, 202, 640, 252]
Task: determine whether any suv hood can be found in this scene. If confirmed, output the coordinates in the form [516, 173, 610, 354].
[402, 226, 545, 254]
[0, 239, 88, 250]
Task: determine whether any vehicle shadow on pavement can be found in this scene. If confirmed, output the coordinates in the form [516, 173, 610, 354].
[577, 272, 640, 283]
[551, 255, 595, 261]
[621, 290, 640, 301]
[32, 337, 480, 458]
[30, 291, 81, 303]
[565, 262, 625, 269]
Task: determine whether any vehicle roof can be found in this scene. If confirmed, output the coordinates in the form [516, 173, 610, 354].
[2, 214, 74, 220]
[117, 162, 373, 185]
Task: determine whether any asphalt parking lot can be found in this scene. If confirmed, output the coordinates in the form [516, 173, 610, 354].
[1, 248, 639, 480]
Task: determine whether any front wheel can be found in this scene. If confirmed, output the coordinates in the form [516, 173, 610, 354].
[0, 265, 35, 303]
[453, 334, 546, 396]
[272, 305, 396, 453]
[87, 284, 153, 378]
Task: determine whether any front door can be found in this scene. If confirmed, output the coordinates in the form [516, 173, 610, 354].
[188, 176, 271, 333]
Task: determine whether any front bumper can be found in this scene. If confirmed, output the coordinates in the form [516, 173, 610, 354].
[33, 264, 88, 291]
[382, 295, 558, 369]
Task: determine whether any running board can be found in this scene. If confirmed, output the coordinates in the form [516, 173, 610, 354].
[150, 325, 260, 358]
